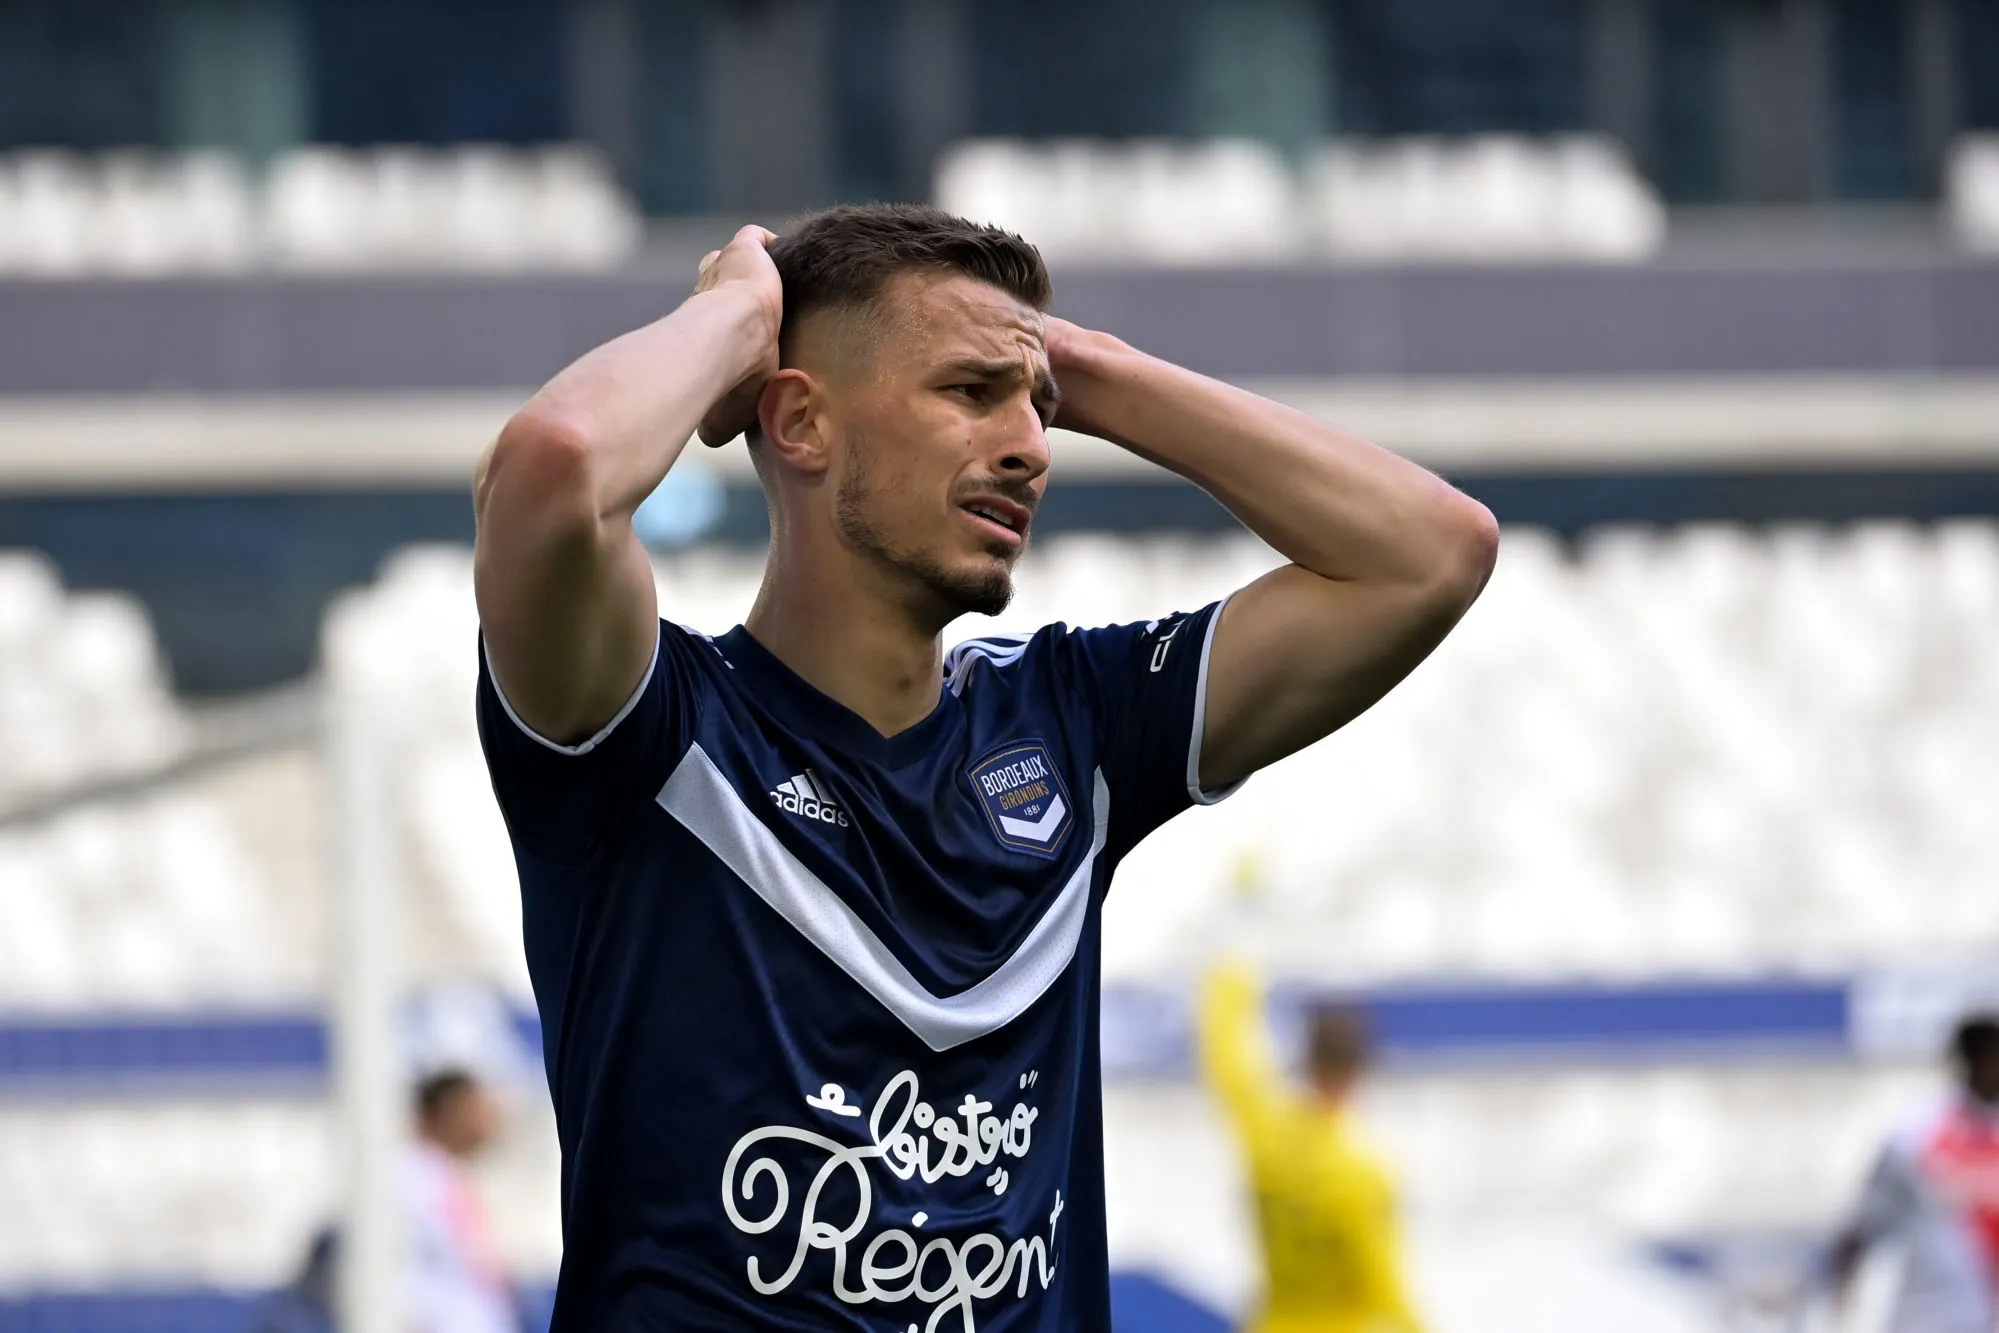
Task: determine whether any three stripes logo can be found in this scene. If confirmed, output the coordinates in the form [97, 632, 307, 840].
[771, 768, 850, 827]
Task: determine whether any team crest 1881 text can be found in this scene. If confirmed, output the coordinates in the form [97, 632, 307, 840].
[967, 741, 1073, 857]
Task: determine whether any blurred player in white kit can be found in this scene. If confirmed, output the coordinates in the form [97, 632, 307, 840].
[1830, 1015, 1999, 1333]
[404, 1069, 519, 1333]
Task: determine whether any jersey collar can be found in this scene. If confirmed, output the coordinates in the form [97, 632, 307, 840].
[717, 625, 959, 768]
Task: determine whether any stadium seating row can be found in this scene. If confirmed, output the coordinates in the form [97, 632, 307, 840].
[0, 552, 187, 807]
[3, 520, 1995, 1010]
[6, 134, 1992, 275]
[0, 794, 297, 1008]
[935, 135, 1668, 263]
[0, 1065, 1923, 1294]
[0, 1102, 332, 1288]
[1950, 134, 1999, 252]
[0, 1092, 560, 1292]
[1105, 521, 1999, 982]
[0, 145, 641, 274]
[346, 522, 1999, 988]
[1103, 1065, 1927, 1324]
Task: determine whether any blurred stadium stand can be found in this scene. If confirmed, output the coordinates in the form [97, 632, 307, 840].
[936, 134, 1668, 263]
[4, 253, 1998, 695]
[7, 529, 1999, 1324]
[0, 145, 636, 276]
[7, 0, 1999, 1329]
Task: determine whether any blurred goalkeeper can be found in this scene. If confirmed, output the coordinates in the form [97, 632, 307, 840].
[1201, 962, 1424, 1333]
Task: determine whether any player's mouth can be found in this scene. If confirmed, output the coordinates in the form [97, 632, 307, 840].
[958, 495, 1031, 549]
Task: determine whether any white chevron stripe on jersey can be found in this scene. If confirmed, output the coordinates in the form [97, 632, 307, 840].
[997, 793, 1068, 842]
[944, 633, 1035, 695]
[658, 743, 1109, 1052]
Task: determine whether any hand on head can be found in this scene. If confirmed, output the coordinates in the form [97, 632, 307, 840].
[694, 224, 784, 447]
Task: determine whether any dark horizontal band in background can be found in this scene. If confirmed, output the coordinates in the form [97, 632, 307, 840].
[3, 258, 1998, 395]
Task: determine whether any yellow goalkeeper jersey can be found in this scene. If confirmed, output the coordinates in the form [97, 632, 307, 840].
[1199, 963, 1424, 1333]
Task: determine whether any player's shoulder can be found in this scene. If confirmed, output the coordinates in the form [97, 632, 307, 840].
[1886, 1091, 1964, 1156]
[940, 619, 1113, 698]
[943, 623, 1049, 693]
[944, 607, 1217, 696]
[659, 617, 735, 671]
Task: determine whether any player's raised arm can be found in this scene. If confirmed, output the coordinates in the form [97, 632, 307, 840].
[1045, 317, 1499, 792]
[473, 225, 781, 745]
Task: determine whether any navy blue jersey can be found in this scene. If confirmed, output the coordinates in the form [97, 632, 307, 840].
[476, 602, 1235, 1331]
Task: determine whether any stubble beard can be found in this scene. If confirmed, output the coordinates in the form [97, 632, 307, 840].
[834, 432, 1017, 620]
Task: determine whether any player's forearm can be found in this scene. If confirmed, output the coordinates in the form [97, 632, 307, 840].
[1052, 328, 1496, 596]
[496, 286, 773, 521]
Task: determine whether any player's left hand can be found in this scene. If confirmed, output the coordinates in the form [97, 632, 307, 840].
[1040, 315, 1127, 441]
[693, 224, 782, 447]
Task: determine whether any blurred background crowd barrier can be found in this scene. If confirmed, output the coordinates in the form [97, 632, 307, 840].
[5, 1, 1999, 1331]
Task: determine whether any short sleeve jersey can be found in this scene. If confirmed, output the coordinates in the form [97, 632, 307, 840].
[476, 603, 1235, 1332]
[1848, 1095, 1999, 1333]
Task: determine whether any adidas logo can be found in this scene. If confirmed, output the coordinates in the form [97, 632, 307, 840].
[771, 769, 849, 827]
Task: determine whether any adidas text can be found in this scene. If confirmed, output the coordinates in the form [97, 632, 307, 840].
[771, 772, 850, 827]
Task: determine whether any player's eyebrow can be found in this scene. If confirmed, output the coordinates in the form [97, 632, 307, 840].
[939, 355, 1063, 420]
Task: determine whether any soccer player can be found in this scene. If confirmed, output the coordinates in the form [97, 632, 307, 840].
[1828, 1013, 1999, 1333]
[471, 205, 1497, 1330]
[405, 1070, 517, 1333]
[1200, 962, 1423, 1333]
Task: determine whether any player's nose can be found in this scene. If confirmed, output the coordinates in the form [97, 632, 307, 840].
[991, 402, 1051, 484]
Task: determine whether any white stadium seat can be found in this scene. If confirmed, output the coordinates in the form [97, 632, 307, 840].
[9, 523, 1997, 1300]
[292, 522, 1999, 992]
[0, 144, 640, 275]
[1947, 134, 1999, 253]
[0, 1102, 332, 1288]
[937, 134, 1666, 265]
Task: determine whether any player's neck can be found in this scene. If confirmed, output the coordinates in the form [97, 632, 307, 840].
[744, 549, 945, 739]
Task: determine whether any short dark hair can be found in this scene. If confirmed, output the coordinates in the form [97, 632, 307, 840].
[1306, 1004, 1372, 1081]
[415, 1068, 479, 1123]
[768, 203, 1051, 364]
[1953, 1013, 1999, 1068]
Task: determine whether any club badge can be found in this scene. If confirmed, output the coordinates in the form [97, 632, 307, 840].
[968, 740, 1072, 857]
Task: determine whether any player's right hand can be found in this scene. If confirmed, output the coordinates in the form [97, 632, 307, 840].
[695, 225, 782, 447]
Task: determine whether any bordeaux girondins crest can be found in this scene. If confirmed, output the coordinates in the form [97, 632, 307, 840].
[967, 740, 1072, 857]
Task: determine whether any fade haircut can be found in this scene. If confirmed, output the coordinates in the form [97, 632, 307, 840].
[768, 203, 1052, 368]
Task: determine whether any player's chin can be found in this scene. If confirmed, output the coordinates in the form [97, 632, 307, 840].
[935, 553, 1016, 616]
[970, 544, 1024, 588]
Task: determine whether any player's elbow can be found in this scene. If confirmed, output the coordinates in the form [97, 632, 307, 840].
[485, 406, 602, 524]
[1424, 491, 1500, 613]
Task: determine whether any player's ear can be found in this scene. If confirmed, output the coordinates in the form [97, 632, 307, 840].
[757, 369, 830, 475]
